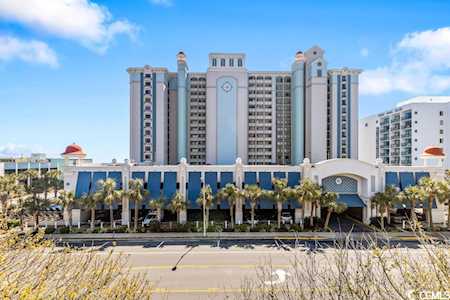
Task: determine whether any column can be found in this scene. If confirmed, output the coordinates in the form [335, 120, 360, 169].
[291, 52, 305, 164]
[234, 158, 244, 224]
[178, 158, 188, 224]
[177, 52, 188, 162]
[121, 163, 130, 226]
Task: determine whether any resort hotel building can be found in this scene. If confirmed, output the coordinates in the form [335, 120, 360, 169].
[59, 48, 448, 227]
[359, 96, 450, 169]
[127, 47, 361, 165]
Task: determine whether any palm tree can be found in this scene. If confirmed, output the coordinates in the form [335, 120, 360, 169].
[23, 176, 48, 228]
[398, 186, 425, 226]
[217, 183, 243, 228]
[169, 192, 187, 223]
[81, 193, 100, 229]
[383, 185, 399, 226]
[47, 170, 63, 198]
[96, 178, 119, 227]
[418, 177, 441, 230]
[128, 178, 147, 231]
[21, 169, 39, 187]
[57, 190, 76, 227]
[149, 197, 165, 222]
[293, 179, 321, 228]
[370, 192, 390, 230]
[243, 184, 263, 228]
[0, 174, 18, 217]
[438, 172, 450, 230]
[266, 178, 289, 229]
[196, 185, 214, 228]
[320, 192, 347, 230]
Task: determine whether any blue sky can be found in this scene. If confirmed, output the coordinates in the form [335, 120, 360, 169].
[1, 0, 450, 162]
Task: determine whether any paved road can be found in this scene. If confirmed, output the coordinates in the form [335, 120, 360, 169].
[86, 238, 426, 300]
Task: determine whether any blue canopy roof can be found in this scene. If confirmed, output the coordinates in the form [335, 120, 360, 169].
[337, 194, 366, 208]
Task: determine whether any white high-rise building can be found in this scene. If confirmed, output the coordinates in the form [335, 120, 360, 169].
[128, 47, 361, 165]
[359, 96, 450, 168]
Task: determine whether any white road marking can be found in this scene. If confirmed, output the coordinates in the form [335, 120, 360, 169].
[156, 241, 165, 248]
[264, 269, 290, 285]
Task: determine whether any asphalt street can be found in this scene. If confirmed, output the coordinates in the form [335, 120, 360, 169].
[83, 238, 427, 300]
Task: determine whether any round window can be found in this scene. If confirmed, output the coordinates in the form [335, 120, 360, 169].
[335, 177, 342, 185]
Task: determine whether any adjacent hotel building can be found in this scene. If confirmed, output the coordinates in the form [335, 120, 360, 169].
[128, 46, 361, 165]
[359, 96, 450, 168]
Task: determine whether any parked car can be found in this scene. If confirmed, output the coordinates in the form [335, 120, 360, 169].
[142, 212, 159, 226]
[281, 212, 293, 224]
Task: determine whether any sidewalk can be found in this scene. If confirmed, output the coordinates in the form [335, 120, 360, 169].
[46, 230, 449, 242]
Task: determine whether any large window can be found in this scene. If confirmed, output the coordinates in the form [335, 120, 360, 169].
[212, 58, 217, 67]
[229, 58, 234, 67]
[220, 58, 226, 67]
[238, 58, 243, 67]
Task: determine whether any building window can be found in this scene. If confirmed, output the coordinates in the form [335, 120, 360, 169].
[440, 138, 444, 144]
[220, 58, 225, 67]
[440, 120, 444, 126]
[317, 69, 322, 77]
[440, 129, 444, 134]
[238, 58, 243, 67]
[229, 58, 234, 67]
[439, 111, 444, 116]
[212, 58, 217, 67]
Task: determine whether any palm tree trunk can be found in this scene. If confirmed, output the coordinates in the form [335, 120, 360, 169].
[411, 199, 417, 224]
[68, 209, 72, 228]
[300, 200, 305, 229]
[309, 202, 315, 227]
[250, 203, 256, 229]
[447, 200, 450, 230]
[277, 202, 282, 229]
[229, 206, 234, 228]
[176, 209, 180, 224]
[90, 208, 95, 229]
[324, 209, 332, 230]
[110, 206, 114, 228]
[206, 208, 210, 228]
[428, 196, 433, 230]
[134, 204, 138, 231]
[35, 212, 39, 229]
[380, 208, 385, 230]
[386, 205, 391, 225]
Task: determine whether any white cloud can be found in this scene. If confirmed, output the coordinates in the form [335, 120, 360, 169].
[0, 0, 138, 53]
[360, 27, 450, 95]
[360, 48, 369, 57]
[0, 143, 44, 158]
[149, 0, 173, 6]
[0, 35, 58, 67]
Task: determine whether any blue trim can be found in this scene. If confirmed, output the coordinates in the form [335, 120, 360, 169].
[244, 172, 257, 186]
[131, 172, 145, 209]
[273, 172, 286, 179]
[91, 172, 106, 193]
[205, 172, 218, 194]
[415, 172, 430, 184]
[287, 172, 301, 208]
[399, 172, 414, 191]
[337, 75, 341, 157]
[338, 194, 366, 208]
[163, 172, 177, 203]
[219, 172, 233, 209]
[140, 72, 144, 162]
[188, 172, 201, 209]
[148, 172, 161, 208]
[75, 172, 91, 198]
[107, 172, 122, 209]
[385, 172, 399, 188]
[259, 172, 273, 209]
[347, 75, 351, 157]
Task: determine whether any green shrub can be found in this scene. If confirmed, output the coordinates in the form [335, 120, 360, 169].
[7, 219, 20, 228]
[44, 227, 56, 234]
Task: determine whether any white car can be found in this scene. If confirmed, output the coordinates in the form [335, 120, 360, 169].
[281, 212, 293, 224]
[142, 213, 159, 226]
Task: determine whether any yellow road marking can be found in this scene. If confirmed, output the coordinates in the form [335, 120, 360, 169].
[132, 264, 290, 270]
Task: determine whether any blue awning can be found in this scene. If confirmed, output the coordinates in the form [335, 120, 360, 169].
[259, 172, 274, 209]
[91, 171, 106, 209]
[287, 172, 301, 209]
[337, 194, 366, 208]
[75, 172, 91, 198]
[91, 172, 106, 193]
[130, 172, 145, 209]
[107, 172, 122, 209]
[385, 172, 399, 188]
[163, 172, 177, 203]
[205, 172, 218, 210]
[148, 172, 162, 207]
[219, 172, 233, 209]
[415, 172, 430, 184]
[188, 172, 201, 209]
[399, 172, 414, 191]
